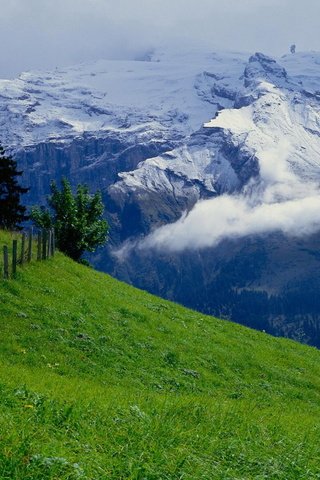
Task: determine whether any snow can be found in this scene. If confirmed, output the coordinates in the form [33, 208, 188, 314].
[0, 48, 248, 147]
[1, 48, 319, 153]
[204, 103, 255, 133]
[205, 78, 320, 184]
[109, 49, 320, 211]
[280, 52, 320, 93]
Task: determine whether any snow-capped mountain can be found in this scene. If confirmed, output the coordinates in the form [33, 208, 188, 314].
[120, 51, 320, 194]
[1, 47, 320, 345]
[2, 48, 319, 209]
[132, 52, 320, 253]
[0, 48, 248, 203]
[107, 51, 320, 251]
[0, 48, 248, 147]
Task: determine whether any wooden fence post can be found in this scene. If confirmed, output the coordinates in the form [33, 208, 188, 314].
[28, 230, 33, 263]
[42, 230, 47, 260]
[37, 231, 42, 260]
[20, 232, 26, 266]
[52, 229, 55, 256]
[3, 246, 9, 280]
[47, 230, 52, 258]
[12, 240, 17, 277]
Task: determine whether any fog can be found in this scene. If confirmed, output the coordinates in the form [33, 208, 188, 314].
[1, 0, 319, 77]
[142, 193, 320, 253]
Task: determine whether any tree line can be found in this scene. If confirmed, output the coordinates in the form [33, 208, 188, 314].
[0, 143, 109, 262]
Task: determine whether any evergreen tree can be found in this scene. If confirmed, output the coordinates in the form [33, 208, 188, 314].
[31, 178, 109, 261]
[0, 144, 29, 230]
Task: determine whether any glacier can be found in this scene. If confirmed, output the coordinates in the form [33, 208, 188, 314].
[0, 48, 248, 147]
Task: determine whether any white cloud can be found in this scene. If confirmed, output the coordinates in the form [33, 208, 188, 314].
[142, 193, 320, 253]
[140, 133, 320, 252]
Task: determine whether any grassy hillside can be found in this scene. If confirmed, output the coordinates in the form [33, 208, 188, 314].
[0, 231, 320, 479]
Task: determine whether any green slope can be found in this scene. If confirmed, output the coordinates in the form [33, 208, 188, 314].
[0, 231, 320, 479]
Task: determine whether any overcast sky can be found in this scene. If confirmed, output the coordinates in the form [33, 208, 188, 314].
[1, 0, 319, 78]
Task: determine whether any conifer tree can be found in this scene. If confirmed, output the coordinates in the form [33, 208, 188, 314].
[0, 144, 29, 230]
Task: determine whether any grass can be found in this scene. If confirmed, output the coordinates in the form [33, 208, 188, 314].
[0, 231, 320, 478]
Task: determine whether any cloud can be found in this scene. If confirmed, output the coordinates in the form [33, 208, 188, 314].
[0, 0, 319, 77]
[117, 148, 320, 255]
[142, 193, 320, 253]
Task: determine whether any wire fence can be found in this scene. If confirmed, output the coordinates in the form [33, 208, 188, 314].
[2, 229, 55, 280]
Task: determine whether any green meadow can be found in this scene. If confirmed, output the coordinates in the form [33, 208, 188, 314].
[0, 231, 319, 479]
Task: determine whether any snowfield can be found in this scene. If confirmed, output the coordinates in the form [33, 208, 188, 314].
[0, 48, 248, 147]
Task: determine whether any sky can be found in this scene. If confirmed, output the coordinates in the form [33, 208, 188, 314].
[0, 0, 319, 78]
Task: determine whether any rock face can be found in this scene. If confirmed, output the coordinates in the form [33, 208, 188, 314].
[1, 48, 320, 346]
[244, 52, 288, 88]
[16, 131, 177, 206]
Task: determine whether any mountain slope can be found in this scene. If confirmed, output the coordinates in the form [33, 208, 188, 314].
[2, 48, 320, 345]
[0, 231, 320, 478]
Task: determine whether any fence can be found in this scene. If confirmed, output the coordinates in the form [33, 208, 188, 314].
[2, 229, 55, 280]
